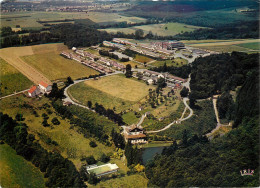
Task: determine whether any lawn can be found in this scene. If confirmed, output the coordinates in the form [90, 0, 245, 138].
[150, 58, 188, 67]
[68, 74, 154, 112]
[0, 58, 33, 97]
[21, 44, 99, 81]
[0, 144, 45, 188]
[91, 174, 148, 188]
[0, 95, 119, 170]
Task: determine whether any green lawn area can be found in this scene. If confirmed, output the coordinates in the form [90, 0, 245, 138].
[150, 58, 188, 67]
[236, 42, 260, 50]
[0, 144, 45, 188]
[91, 174, 148, 188]
[0, 57, 33, 97]
[0, 95, 119, 170]
[68, 74, 154, 112]
[21, 52, 99, 81]
[193, 45, 252, 53]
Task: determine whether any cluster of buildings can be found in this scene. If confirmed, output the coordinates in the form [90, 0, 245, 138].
[28, 81, 52, 97]
[123, 125, 147, 144]
[151, 41, 185, 50]
[140, 70, 186, 87]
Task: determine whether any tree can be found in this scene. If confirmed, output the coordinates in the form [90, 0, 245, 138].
[100, 153, 110, 163]
[85, 155, 96, 165]
[15, 113, 25, 121]
[180, 87, 189, 98]
[88, 172, 99, 185]
[65, 76, 74, 86]
[89, 141, 97, 148]
[125, 64, 132, 78]
[51, 117, 60, 125]
[157, 77, 167, 89]
[135, 29, 144, 39]
[87, 101, 92, 109]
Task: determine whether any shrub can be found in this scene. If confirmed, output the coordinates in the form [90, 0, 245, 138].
[51, 117, 60, 125]
[89, 141, 97, 148]
[85, 155, 96, 165]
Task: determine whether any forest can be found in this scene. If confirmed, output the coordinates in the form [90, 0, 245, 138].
[189, 52, 259, 100]
[145, 57, 259, 187]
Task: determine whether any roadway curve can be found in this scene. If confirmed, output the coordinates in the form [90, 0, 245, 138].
[147, 97, 193, 133]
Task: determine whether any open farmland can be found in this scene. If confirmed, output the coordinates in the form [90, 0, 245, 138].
[0, 144, 45, 188]
[22, 45, 99, 81]
[68, 74, 154, 112]
[0, 58, 33, 97]
[100, 22, 205, 36]
[0, 11, 146, 30]
[0, 45, 51, 85]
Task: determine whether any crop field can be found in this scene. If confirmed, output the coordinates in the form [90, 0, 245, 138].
[0, 144, 45, 188]
[22, 50, 99, 81]
[100, 22, 205, 36]
[150, 58, 188, 67]
[0, 58, 33, 97]
[0, 11, 146, 30]
[68, 74, 154, 112]
[0, 95, 121, 169]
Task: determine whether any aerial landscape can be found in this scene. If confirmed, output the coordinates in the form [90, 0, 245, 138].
[0, 0, 259, 187]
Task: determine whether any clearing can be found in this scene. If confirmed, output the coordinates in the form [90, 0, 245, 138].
[0, 144, 45, 188]
[0, 58, 33, 97]
[68, 74, 154, 112]
[100, 22, 205, 36]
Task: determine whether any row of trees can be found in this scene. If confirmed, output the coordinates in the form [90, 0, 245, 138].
[0, 113, 86, 187]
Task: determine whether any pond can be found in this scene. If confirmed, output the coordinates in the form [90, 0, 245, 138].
[142, 146, 167, 165]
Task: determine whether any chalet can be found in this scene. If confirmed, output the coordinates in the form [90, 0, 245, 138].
[39, 81, 52, 93]
[28, 85, 40, 97]
[124, 125, 147, 144]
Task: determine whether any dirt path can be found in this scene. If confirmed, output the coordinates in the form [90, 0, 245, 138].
[0, 46, 51, 85]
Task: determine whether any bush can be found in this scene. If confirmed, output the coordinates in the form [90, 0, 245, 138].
[51, 117, 60, 125]
[89, 141, 97, 148]
[100, 153, 110, 163]
[85, 155, 96, 165]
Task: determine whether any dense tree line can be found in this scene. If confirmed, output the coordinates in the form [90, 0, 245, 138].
[150, 63, 191, 79]
[111, 128, 125, 149]
[0, 113, 86, 187]
[145, 68, 259, 187]
[124, 142, 143, 166]
[189, 52, 259, 100]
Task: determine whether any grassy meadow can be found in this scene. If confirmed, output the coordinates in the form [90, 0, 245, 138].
[236, 42, 260, 50]
[150, 58, 188, 67]
[135, 54, 153, 63]
[0, 95, 120, 169]
[0, 144, 45, 188]
[0, 58, 33, 97]
[68, 74, 154, 112]
[100, 22, 205, 36]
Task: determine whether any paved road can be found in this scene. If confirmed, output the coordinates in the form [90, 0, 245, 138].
[137, 114, 146, 127]
[0, 89, 29, 100]
[147, 97, 193, 133]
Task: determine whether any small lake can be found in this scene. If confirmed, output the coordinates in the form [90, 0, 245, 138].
[142, 146, 167, 165]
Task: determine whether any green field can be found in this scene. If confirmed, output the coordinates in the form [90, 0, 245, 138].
[100, 22, 205, 36]
[21, 49, 99, 81]
[0, 58, 33, 97]
[68, 74, 154, 112]
[150, 58, 188, 67]
[0, 144, 45, 188]
[135, 54, 153, 63]
[236, 42, 260, 50]
[0, 11, 146, 30]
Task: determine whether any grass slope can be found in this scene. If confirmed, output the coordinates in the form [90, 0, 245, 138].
[0, 144, 45, 188]
[0, 58, 33, 97]
[150, 58, 188, 67]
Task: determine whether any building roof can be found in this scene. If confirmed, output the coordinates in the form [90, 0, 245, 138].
[39, 81, 49, 88]
[124, 133, 147, 139]
[28, 86, 37, 94]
